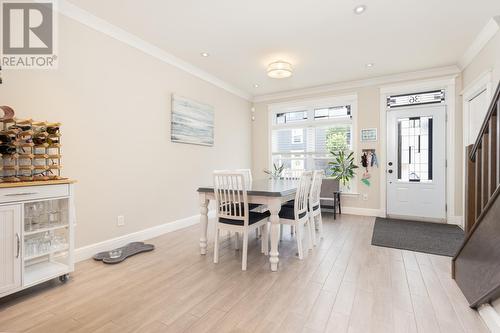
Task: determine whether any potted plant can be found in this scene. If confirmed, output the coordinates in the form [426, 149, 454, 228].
[329, 150, 358, 190]
[264, 163, 285, 180]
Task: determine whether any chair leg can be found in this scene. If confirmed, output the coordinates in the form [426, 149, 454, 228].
[318, 212, 324, 239]
[235, 232, 240, 250]
[337, 193, 342, 215]
[214, 227, 220, 264]
[296, 223, 304, 260]
[261, 222, 269, 255]
[308, 215, 316, 248]
[242, 231, 249, 271]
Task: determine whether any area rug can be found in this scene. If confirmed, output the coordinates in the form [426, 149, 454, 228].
[371, 217, 465, 257]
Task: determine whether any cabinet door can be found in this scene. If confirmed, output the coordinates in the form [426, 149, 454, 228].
[0, 205, 21, 296]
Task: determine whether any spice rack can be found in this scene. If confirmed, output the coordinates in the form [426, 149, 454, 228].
[0, 118, 63, 182]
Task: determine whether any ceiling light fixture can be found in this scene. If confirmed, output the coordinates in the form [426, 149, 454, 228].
[354, 5, 366, 15]
[200, 52, 210, 57]
[267, 61, 293, 79]
[254, 84, 260, 88]
[366, 63, 374, 68]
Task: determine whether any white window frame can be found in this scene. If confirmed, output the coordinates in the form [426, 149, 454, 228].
[268, 94, 358, 193]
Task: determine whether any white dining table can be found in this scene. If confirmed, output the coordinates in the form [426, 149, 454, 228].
[197, 179, 298, 271]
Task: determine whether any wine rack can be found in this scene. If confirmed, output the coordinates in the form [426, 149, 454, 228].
[0, 118, 62, 182]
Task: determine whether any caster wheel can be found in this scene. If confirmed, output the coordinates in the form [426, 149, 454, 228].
[59, 274, 70, 283]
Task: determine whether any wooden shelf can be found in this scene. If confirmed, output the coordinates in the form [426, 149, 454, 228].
[24, 261, 69, 287]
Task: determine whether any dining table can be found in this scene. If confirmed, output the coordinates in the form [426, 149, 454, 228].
[197, 178, 298, 271]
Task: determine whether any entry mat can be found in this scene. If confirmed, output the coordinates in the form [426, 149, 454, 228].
[93, 242, 155, 264]
[371, 217, 465, 257]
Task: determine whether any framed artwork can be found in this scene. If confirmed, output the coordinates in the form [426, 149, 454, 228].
[171, 94, 214, 146]
[361, 128, 377, 142]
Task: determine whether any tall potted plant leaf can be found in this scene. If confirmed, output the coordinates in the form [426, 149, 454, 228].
[328, 150, 358, 190]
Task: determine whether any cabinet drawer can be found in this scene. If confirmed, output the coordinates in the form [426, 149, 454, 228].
[0, 185, 69, 203]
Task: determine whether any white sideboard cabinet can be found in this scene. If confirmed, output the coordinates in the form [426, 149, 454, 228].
[0, 180, 76, 298]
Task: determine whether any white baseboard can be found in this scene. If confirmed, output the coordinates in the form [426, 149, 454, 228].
[478, 303, 500, 333]
[75, 211, 215, 262]
[323, 206, 385, 217]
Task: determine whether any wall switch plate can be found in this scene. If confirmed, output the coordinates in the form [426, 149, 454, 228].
[117, 215, 125, 226]
[362, 194, 368, 201]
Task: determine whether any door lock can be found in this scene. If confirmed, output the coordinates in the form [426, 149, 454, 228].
[388, 169, 393, 174]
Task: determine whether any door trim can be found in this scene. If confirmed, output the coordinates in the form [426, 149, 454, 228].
[379, 76, 458, 225]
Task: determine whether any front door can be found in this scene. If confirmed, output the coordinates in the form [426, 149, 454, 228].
[387, 106, 446, 220]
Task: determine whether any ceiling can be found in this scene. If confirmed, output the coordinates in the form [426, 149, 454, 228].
[67, 0, 500, 97]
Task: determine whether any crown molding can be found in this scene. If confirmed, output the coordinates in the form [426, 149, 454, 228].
[55, 0, 251, 101]
[253, 65, 460, 103]
[459, 16, 500, 70]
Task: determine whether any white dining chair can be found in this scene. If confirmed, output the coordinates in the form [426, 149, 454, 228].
[213, 172, 270, 271]
[282, 169, 304, 180]
[278, 171, 313, 259]
[309, 170, 325, 245]
[235, 168, 266, 239]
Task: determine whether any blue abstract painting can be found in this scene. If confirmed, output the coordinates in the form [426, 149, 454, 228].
[171, 94, 214, 146]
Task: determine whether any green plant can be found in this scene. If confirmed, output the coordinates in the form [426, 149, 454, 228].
[264, 163, 285, 178]
[328, 150, 358, 187]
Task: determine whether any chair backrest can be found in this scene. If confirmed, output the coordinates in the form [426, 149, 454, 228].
[294, 171, 313, 220]
[213, 172, 249, 226]
[320, 178, 339, 199]
[310, 170, 325, 209]
[235, 169, 252, 186]
[283, 169, 304, 180]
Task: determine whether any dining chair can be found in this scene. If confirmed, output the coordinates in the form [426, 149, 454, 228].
[282, 169, 303, 180]
[309, 170, 325, 245]
[235, 168, 266, 239]
[278, 171, 313, 259]
[320, 178, 342, 219]
[213, 172, 270, 270]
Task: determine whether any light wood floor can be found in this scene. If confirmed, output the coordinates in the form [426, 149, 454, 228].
[0, 213, 488, 333]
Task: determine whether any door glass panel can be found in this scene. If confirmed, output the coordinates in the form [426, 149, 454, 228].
[397, 116, 433, 182]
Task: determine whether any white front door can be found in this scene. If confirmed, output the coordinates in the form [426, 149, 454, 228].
[387, 106, 446, 220]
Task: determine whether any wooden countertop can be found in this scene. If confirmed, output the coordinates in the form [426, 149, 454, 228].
[0, 179, 77, 188]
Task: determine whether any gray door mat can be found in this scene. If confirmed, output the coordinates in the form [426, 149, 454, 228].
[93, 242, 155, 264]
[371, 217, 465, 257]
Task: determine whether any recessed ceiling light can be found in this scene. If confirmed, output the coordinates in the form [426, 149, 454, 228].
[267, 61, 293, 79]
[200, 52, 210, 57]
[354, 5, 366, 15]
[366, 63, 374, 68]
[254, 84, 260, 88]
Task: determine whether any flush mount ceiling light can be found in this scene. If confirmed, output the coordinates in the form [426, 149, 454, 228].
[267, 61, 293, 79]
[366, 63, 374, 68]
[200, 52, 210, 57]
[254, 84, 260, 88]
[354, 5, 366, 14]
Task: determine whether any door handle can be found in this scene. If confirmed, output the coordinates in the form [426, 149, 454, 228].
[15, 233, 20, 258]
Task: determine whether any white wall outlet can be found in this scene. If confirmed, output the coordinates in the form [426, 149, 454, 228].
[117, 215, 125, 226]
[362, 194, 368, 201]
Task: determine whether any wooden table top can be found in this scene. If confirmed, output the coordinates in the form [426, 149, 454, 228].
[0, 179, 77, 188]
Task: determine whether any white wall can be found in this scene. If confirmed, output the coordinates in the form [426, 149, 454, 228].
[0, 14, 252, 248]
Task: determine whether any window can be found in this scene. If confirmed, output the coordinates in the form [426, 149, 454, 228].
[397, 116, 433, 182]
[291, 128, 304, 144]
[270, 97, 356, 184]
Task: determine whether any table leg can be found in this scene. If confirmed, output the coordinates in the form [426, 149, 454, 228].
[199, 195, 209, 255]
[268, 199, 281, 271]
